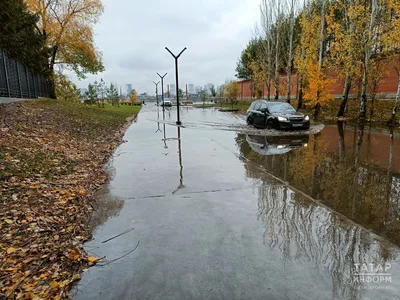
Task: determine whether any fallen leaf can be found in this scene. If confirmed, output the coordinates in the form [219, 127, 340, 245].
[87, 256, 99, 263]
[7, 247, 17, 254]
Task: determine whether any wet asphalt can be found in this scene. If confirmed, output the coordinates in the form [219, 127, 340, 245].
[73, 105, 400, 300]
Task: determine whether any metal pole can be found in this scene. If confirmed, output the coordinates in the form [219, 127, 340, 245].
[25, 66, 31, 98]
[15, 61, 22, 98]
[33, 75, 37, 98]
[157, 72, 167, 118]
[153, 81, 159, 106]
[175, 59, 181, 124]
[165, 47, 187, 125]
[2, 51, 10, 97]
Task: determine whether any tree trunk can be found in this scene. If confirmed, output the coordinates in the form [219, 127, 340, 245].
[297, 73, 303, 110]
[313, 0, 326, 120]
[359, 0, 377, 119]
[318, 1, 326, 69]
[48, 45, 58, 99]
[337, 121, 345, 162]
[369, 93, 376, 120]
[287, 2, 295, 104]
[314, 103, 321, 121]
[337, 74, 352, 117]
[274, 27, 280, 100]
[266, 75, 271, 101]
[389, 74, 400, 124]
[287, 69, 292, 103]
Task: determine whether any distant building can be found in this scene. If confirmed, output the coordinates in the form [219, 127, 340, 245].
[170, 84, 176, 95]
[216, 85, 224, 95]
[188, 84, 195, 94]
[195, 86, 202, 93]
[126, 84, 133, 95]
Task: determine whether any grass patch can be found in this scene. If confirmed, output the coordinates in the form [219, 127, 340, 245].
[26, 100, 142, 138]
[220, 102, 251, 110]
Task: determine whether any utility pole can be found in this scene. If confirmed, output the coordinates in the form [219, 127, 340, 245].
[157, 72, 167, 117]
[165, 47, 187, 125]
[153, 81, 160, 106]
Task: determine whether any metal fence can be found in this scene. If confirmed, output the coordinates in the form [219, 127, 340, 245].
[0, 50, 50, 99]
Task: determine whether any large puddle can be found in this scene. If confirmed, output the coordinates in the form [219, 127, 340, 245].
[74, 106, 400, 300]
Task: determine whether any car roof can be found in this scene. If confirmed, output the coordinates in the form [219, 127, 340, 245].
[266, 101, 288, 105]
[252, 100, 287, 104]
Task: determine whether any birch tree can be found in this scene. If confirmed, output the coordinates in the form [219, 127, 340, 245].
[284, 0, 299, 103]
[359, 0, 380, 119]
[382, 0, 400, 124]
[260, 0, 275, 100]
[326, 0, 364, 118]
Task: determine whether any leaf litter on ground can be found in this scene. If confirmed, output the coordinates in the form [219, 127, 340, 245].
[0, 100, 141, 299]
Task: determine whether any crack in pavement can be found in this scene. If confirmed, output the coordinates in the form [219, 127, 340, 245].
[122, 186, 285, 201]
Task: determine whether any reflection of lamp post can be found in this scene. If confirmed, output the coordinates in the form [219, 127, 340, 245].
[162, 109, 168, 149]
[163, 123, 168, 149]
[157, 72, 167, 117]
[153, 81, 160, 106]
[155, 109, 162, 133]
[177, 126, 184, 188]
[165, 47, 187, 125]
[172, 126, 184, 194]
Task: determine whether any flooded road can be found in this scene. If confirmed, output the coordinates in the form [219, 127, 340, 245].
[73, 106, 400, 300]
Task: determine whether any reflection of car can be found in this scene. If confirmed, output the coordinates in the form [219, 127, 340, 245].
[246, 134, 309, 155]
[162, 98, 172, 107]
[246, 101, 310, 130]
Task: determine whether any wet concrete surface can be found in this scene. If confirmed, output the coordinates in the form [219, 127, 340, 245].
[73, 106, 400, 300]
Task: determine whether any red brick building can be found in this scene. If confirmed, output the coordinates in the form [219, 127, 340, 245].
[237, 59, 399, 100]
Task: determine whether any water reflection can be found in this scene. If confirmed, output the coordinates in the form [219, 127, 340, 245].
[256, 184, 398, 298]
[155, 109, 162, 133]
[176, 127, 184, 191]
[160, 108, 184, 192]
[237, 123, 400, 247]
[89, 186, 125, 229]
[246, 134, 309, 155]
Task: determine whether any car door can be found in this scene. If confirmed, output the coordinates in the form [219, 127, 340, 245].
[254, 101, 268, 127]
[251, 101, 261, 126]
[258, 102, 269, 127]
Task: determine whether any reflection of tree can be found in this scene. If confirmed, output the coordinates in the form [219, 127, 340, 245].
[337, 121, 345, 162]
[89, 186, 125, 229]
[256, 184, 397, 299]
[235, 126, 400, 246]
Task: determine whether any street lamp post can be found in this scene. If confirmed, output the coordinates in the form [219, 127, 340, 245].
[165, 47, 187, 125]
[157, 72, 167, 117]
[153, 81, 160, 106]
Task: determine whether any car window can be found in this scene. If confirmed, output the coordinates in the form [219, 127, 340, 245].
[260, 102, 268, 111]
[267, 102, 296, 113]
[253, 101, 261, 111]
[249, 102, 255, 110]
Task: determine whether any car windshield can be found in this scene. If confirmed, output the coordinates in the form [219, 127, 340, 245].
[267, 102, 296, 113]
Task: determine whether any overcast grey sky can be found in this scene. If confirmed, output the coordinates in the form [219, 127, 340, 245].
[70, 0, 260, 94]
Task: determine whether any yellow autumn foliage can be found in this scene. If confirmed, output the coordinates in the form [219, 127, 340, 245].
[303, 62, 334, 107]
